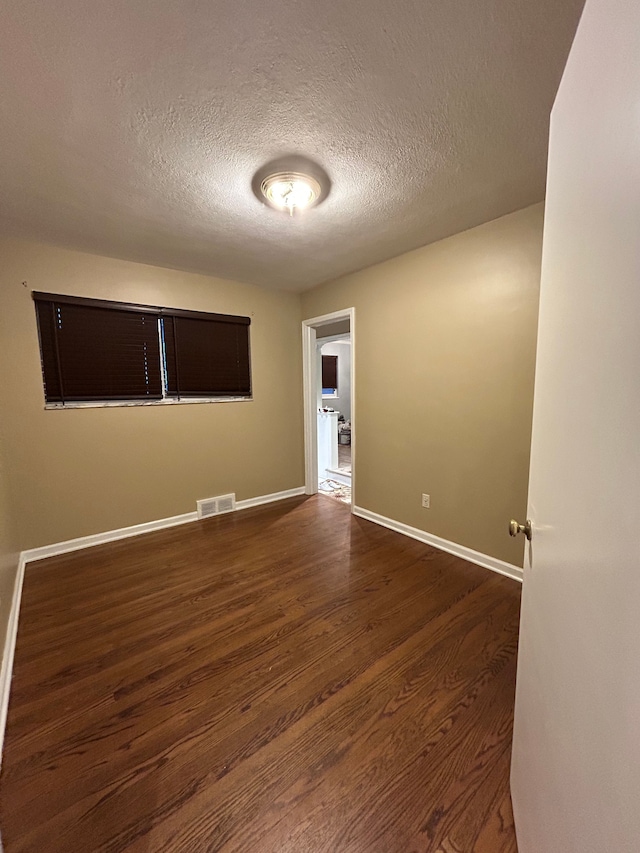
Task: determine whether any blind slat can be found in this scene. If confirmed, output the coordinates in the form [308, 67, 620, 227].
[34, 294, 252, 404]
[35, 299, 162, 402]
[32, 292, 250, 324]
[164, 316, 251, 398]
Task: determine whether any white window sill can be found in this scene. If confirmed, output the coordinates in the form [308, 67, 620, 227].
[44, 397, 253, 410]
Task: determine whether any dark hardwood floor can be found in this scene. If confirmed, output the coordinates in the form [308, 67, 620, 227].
[0, 496, 521, 852]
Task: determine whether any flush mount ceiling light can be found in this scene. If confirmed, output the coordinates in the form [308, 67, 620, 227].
[253, 158, 330, 217]
[260, 171, 323, 215]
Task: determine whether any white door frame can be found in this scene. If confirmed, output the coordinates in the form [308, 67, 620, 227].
[302, 308, 355, 510]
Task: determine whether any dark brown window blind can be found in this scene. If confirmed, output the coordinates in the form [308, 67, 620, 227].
[163, 314, 251, 398]
[34, 294, 162, 402]
[33, 292, 252, 404]
[322, 354, 338, 389]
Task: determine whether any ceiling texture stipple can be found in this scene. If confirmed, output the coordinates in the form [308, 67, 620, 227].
[0, 0, 584, 292]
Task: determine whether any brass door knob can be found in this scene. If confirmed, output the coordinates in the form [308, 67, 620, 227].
[509, 519, 532, 540]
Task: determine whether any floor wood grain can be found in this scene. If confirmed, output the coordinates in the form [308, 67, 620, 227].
[0, 495, 520, 852]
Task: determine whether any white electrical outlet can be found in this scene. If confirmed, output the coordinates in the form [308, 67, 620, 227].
[422, 493, 430, 508]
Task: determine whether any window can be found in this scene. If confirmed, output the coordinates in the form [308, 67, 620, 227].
[33, 292, 251, 406]
[322, 354, 338, 397]
[163, 314, 250, 398]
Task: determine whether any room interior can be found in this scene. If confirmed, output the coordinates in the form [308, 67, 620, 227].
[2, 0, 638, 850]
[317, 327, 352, 503]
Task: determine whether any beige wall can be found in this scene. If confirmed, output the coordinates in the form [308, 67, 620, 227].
[0, 345, 20, 684]
[0, 465, 17, 583]
[302, 204, 543, 565]
[0, 204, 540, 562]
[0, 434, 18, 580]
[0, 440, 19, 644]
[0, 237, 304, 550]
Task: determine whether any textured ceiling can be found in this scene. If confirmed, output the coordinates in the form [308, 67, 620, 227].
[0, 0, 584, 291]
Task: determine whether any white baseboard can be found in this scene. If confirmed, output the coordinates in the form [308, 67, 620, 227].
[353, 505, 523, 582]
[235, 486, 306, 511]
[21, 511, 199, 564]
[0, 553, 26, 767]
[22, 486, 307, 565]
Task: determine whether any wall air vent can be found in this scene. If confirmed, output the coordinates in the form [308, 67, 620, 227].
[197, 493, 236, 519]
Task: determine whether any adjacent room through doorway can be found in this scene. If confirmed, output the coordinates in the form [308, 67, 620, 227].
[302, 309, 355, 509]
[317, 328, 351, 504]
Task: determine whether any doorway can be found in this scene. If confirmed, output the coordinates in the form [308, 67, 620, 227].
[302, 308, 355, 510]
[318, 331, 351, 502]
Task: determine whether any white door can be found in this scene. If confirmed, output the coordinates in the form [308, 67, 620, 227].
[510, 1, 640, 851]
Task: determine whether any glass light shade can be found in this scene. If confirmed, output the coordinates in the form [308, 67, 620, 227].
[260, 171, 323, 214]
